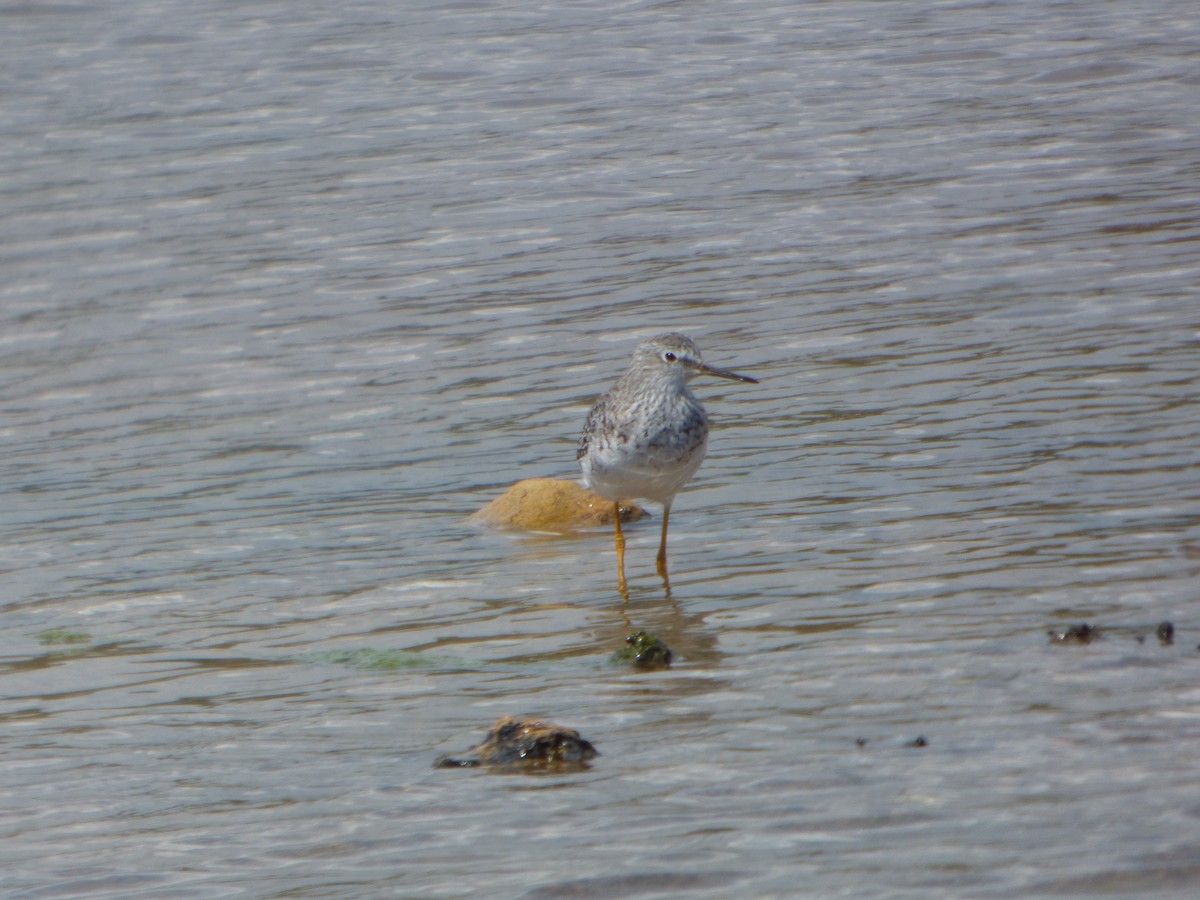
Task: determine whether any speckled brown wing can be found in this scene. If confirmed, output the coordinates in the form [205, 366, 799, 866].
[577, 391, 611, 461]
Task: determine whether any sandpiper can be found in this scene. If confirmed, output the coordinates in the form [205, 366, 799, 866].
[577, 333, 757, 594]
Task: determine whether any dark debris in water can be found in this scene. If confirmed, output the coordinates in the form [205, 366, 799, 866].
[1048, 620, 1179, 647]
[1048, 623, 1101, 645]
[853, 736, 929, 749]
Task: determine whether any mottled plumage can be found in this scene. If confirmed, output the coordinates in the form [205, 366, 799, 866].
[577, 333, 757, 594]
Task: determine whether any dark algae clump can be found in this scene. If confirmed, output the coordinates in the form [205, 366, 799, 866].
[609, 630, 672, 670]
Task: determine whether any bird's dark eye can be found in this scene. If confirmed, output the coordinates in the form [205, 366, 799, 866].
[664, 352, 677, 362]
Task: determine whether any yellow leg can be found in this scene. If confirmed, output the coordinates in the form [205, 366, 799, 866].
[655, 502, 671, 580]
[613, 501, 628, 598]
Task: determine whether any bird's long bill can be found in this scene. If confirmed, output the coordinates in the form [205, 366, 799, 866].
[693, 361, 759, 384]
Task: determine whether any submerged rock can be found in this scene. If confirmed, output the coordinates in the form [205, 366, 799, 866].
[434, 716, 598, 771]
[609, 630, 673, 670]
[470, 478, 646, 533]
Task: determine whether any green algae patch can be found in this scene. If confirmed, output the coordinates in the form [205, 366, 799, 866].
[312, 648, 471, 671]
[34, 629, 92, 645]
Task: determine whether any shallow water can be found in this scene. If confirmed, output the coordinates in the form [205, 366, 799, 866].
[2, 0, 1199, 896]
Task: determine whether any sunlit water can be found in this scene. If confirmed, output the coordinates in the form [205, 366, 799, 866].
[2, 0, 1199, 896]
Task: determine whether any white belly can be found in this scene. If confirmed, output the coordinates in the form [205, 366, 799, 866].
[581, 433, 708, 504]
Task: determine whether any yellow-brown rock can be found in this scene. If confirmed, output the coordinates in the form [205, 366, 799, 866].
[470, 478, 647, 533]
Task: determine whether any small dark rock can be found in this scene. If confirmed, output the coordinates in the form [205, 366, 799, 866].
[435, 716, 598, 771]
[1048, 623, 1100, 645]
[1156, 621, 1175, 645]
[855, 737, 867, 747]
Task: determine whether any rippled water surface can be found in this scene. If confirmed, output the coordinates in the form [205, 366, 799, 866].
[3, 0, 1199, 896]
